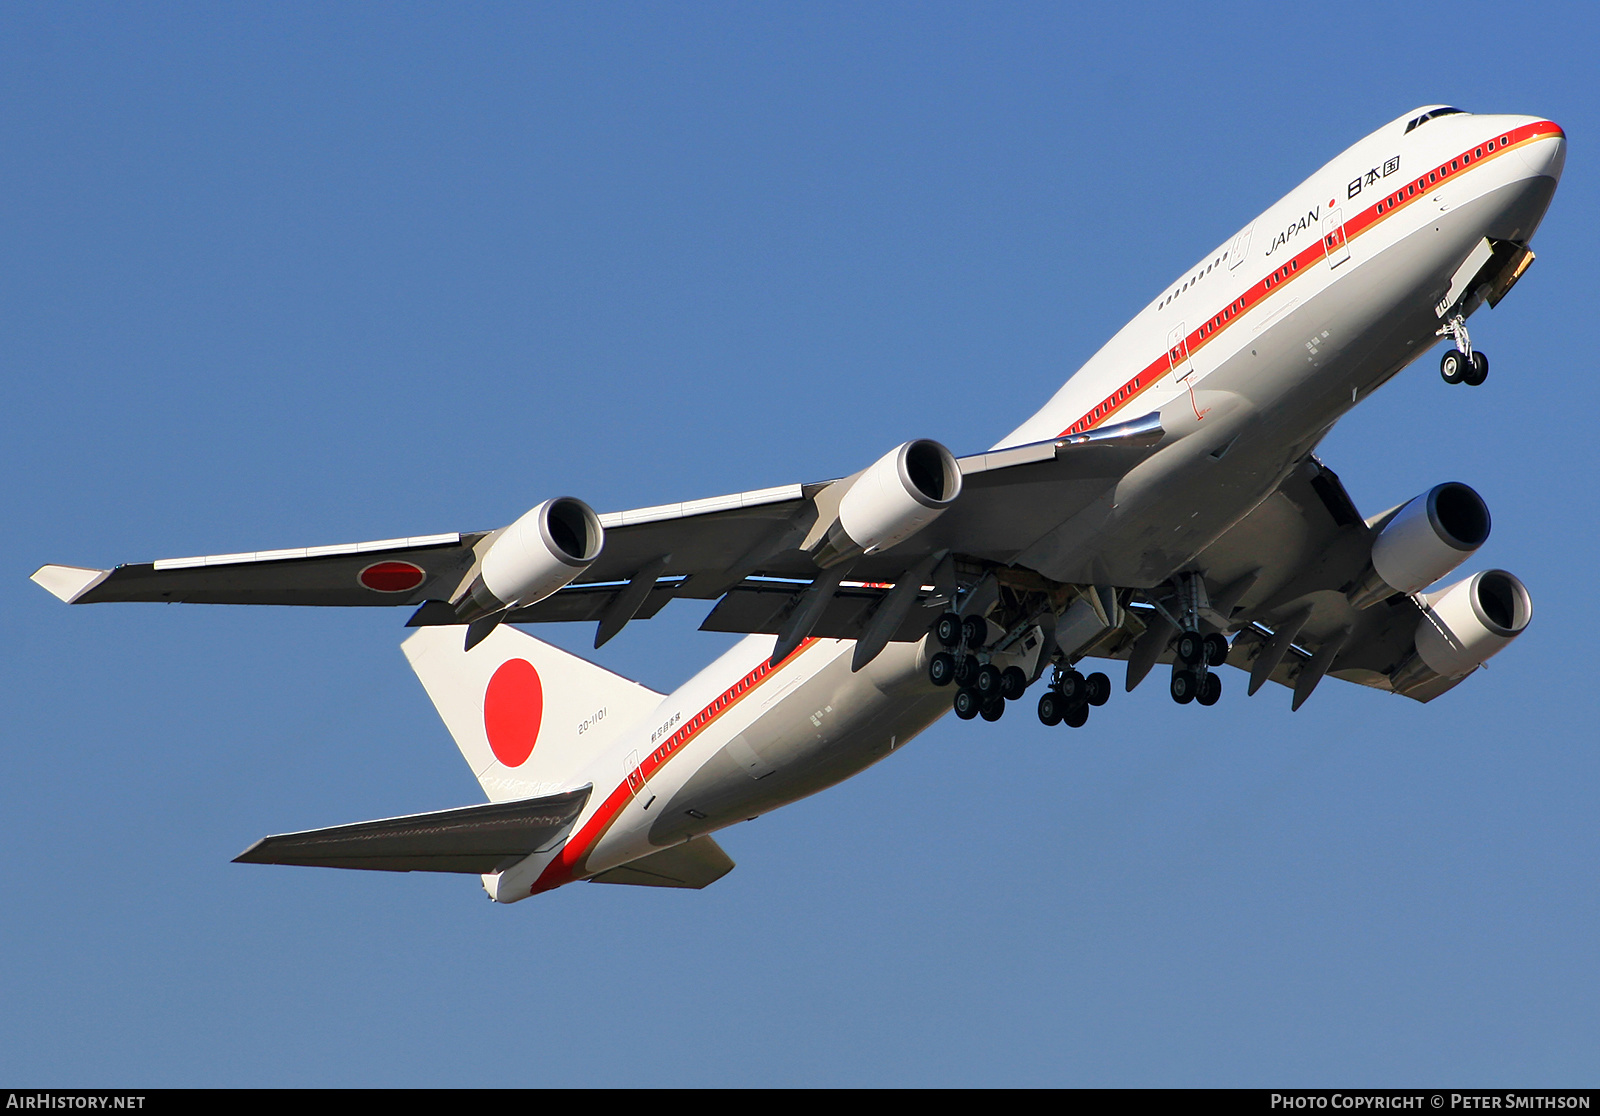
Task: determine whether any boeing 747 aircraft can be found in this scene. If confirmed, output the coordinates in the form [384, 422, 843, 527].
[33, 106, 1564, 901]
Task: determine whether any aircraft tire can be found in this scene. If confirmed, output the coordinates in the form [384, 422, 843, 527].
[1064, 702, 1090, 729]
[1085, 671, 1111, 707]
[1001, 666, 1028, 700]
[1037, 692, 1066, 726]
[1464, 351, 1488, 386]
[1440, 348, 1467, 384]
[1175, 631, 1205, 666]
[975, 664, 1003, 699]
[1171, 669, 1199, 704]
[954, 688, 981, 719]
[1057, 668, 1086, 704]
[928, 652, 956, 687]
[955, 655, 980, 687]
[934, 612, 963, 647]
[980, 699, 1005, 722]
[1198, 672, 1223, 706]
[961, 614, 988, 649]
[1204, 633, 1230, 667]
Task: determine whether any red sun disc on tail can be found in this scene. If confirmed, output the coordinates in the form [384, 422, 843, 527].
[358, 561, 426, 593]
[484, 658, 543, 768]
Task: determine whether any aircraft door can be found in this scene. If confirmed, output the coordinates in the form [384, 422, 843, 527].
[1228, 223, 1253, 270]
[1322, 208, 1350, 268]
[625, 749, 645, 796]
[1167, 324, 1196, 382]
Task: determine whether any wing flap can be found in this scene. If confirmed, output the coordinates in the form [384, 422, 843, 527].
[698, 579, 942, 642]
[502, 580, 678, 626]
[233, 786, 591, 873]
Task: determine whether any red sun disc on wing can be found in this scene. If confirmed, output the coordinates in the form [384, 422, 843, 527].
[358, 561, 426, 593]
[483, 658, 543, 768]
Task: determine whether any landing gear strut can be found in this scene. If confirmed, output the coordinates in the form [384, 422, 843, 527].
[1438, 314, 1488, 387]
[1168, 573, 1229, 707]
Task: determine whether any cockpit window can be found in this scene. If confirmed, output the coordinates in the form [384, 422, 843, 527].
[1405, 107, 1465, 134]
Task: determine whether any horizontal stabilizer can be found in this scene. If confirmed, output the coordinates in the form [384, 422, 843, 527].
[588, 835, 735, 889]
[234, 786, 591, 873]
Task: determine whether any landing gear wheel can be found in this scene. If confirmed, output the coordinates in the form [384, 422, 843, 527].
[1001, 666, 1028, 700]
[980, 699, 1006, 722]
[1038, 691, 1066, 726]
[928, 652, 956, 687]
[934, 612, 962, 648]
[1440, 348, 1468, 384]
[1064, 702, 1090, 729]
[975, 664, 1004, 700]
[1197, 672, 1223, 706]
[1057, 669, 1086, 704]
[1171, 669, 1199, 704]
[1464, 350, 1488, 386]
[954, 655, 980, 687]
[1084, 671, 1111, 707]
[953, 688, 981, 720]
[961, 614, 989, 649]
[1203, 633, 1230, 667]
[1175, 631, 1205, 666]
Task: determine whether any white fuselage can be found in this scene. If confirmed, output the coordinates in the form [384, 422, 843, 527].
[492, 108, 1565, 902]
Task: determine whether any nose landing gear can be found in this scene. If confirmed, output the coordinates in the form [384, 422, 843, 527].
[1438, 315, 1488, 387]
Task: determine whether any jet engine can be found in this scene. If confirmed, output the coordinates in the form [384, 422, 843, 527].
[461, 497, 604, 618]
[1391, 568, 1532, 691]
[810, 440, 962, 568]
[1348, 482, 1490, 608]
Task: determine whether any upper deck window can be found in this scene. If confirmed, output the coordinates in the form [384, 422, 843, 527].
[1405, 107, 1465, 134]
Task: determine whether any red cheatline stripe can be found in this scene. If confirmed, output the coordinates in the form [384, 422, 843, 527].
[1056, 119, 1562, 438]
[529, 636, 821, 894]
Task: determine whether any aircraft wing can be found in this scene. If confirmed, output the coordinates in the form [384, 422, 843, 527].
[32, 533, 485, 607]
[34, 414, 1164, 627]
[234, 786, 591, 873]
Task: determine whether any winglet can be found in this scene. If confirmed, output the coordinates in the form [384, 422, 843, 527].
[30, 564, 110, 604]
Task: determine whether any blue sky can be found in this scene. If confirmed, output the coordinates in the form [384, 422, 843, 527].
[4, 2, 1597, 1087]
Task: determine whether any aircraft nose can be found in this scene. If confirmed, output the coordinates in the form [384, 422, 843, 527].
[1515, 119, 1566, 181]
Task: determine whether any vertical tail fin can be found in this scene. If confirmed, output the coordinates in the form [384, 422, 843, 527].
[402, 626, 664, 802]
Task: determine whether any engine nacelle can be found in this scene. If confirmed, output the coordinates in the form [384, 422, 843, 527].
[811, 440, 962, 568]
[1348, 482, 1490, 608]
[470, 497, 604, 614]
[1392, 569, 1532, 690]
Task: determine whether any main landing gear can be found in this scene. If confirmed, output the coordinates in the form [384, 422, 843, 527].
[1168, 573, 1228, 707]
[1170, 631, 1226, 706]
[929, 612, 1026, 722]
[1437, 314, 1488, 387]
[1036, 666, 1110, 730]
